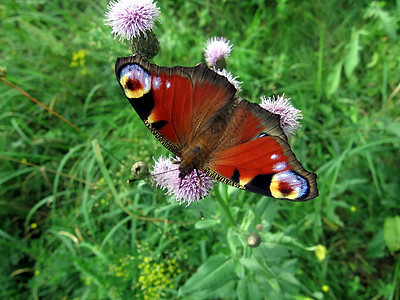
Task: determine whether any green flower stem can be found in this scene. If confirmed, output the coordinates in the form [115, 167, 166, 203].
[214, 185, 236, 227]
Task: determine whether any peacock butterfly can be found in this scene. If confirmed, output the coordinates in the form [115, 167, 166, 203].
[115, 54, 318, 201]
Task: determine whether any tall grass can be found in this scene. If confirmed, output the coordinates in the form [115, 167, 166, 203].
[1, 0, 399, 299]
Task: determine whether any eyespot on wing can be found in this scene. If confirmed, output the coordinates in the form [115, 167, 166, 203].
[119, 64, 151, 99]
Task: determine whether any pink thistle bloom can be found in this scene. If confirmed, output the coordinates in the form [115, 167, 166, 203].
[260, 94, 303, 136]
[151, 156, 214, 207]
[204, 37, 233, 68]
[213, 67, 242, 93]
[105, 0, 160, 41]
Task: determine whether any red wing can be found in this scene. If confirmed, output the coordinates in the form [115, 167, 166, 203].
[115, 54, 236, 155]
[205, 100, 318, 201]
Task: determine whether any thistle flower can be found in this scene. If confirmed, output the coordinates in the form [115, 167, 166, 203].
[204, 37, 233, 69]
[105, 0, 160, 41]
[213, 67, 242, 93]
[151, 156, 214, 207]
[105, 0, 160, 58]
[260, 94, 302, 136]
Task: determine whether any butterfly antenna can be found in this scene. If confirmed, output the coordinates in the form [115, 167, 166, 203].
[197, 202, 205, 220]
[195, 169, 203, 198]
[127, 178, 139, 183]
[194, 169, 205, 219]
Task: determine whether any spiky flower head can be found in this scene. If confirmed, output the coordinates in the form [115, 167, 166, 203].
[105, 0, 160, 58]
[105, 0, 160, 41]
[151, 156, 214, 207]
[260, 94, 302, 136]
[204, 37, 233, 69]
[213, 67, 242, 93]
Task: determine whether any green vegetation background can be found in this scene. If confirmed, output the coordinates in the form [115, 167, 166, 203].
[1, 0, 399, 299]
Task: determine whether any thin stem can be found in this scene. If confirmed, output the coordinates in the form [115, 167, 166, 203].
[214, 185, 236, 227]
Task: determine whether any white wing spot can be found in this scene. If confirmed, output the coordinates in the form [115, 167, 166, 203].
[273, 162, 287, 172]
[271, 154, 279, 160]
[152, 76, 161, 90]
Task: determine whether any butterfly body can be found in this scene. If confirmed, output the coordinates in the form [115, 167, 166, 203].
[116, 54, 318, 201]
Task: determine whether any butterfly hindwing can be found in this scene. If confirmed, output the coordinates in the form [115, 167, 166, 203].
[206, 100, 318, 201]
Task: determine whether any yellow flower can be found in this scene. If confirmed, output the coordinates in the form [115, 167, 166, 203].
[315, 244, 327, 262]
[322, 285, 329, 292]
[350, 205, 357, 212]
[34, 270, 40, 276]
[70, 49, 89, 70]
[30, 223, 38, 229]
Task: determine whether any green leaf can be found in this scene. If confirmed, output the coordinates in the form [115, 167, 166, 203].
[240, 257, 274, 278]
[383, 216, 400, 254]
[325, 60, 343, 98]
[195, 219, 220, 229]
[194, 281, 236, 299]
[227, 227, 242, 256]
[278, 271, 301, 287]
[370, 3, 398, 42]
[259, 198, 279, 225]
[240, 210, 255, 232]
[178, 254, 236, 297]
[344, 30, 360, 79]
[237, 277, 263, 300]
[234, 259, 245, 278]
[237, 279, 248, 300]
[366, 230, 386, 258]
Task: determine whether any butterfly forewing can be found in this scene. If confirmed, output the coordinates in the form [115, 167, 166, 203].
[115, 54, 236, 153]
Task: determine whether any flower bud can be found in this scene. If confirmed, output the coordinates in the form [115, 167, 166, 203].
[246, 233, 261, 248]
[131, 161, 149, 177]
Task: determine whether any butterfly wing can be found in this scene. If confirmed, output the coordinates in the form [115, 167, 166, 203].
[116, 55, 318, 200]
[204, 100, 318, 201]
[115, 54, 237, 155]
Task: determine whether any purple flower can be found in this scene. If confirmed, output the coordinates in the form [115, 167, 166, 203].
[151, 156, 214, 207]
[204, 37, 233, 68]
[213, 67, 242, 93]
[105, 0, 160, 41]
[260, 94, 302, 136]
